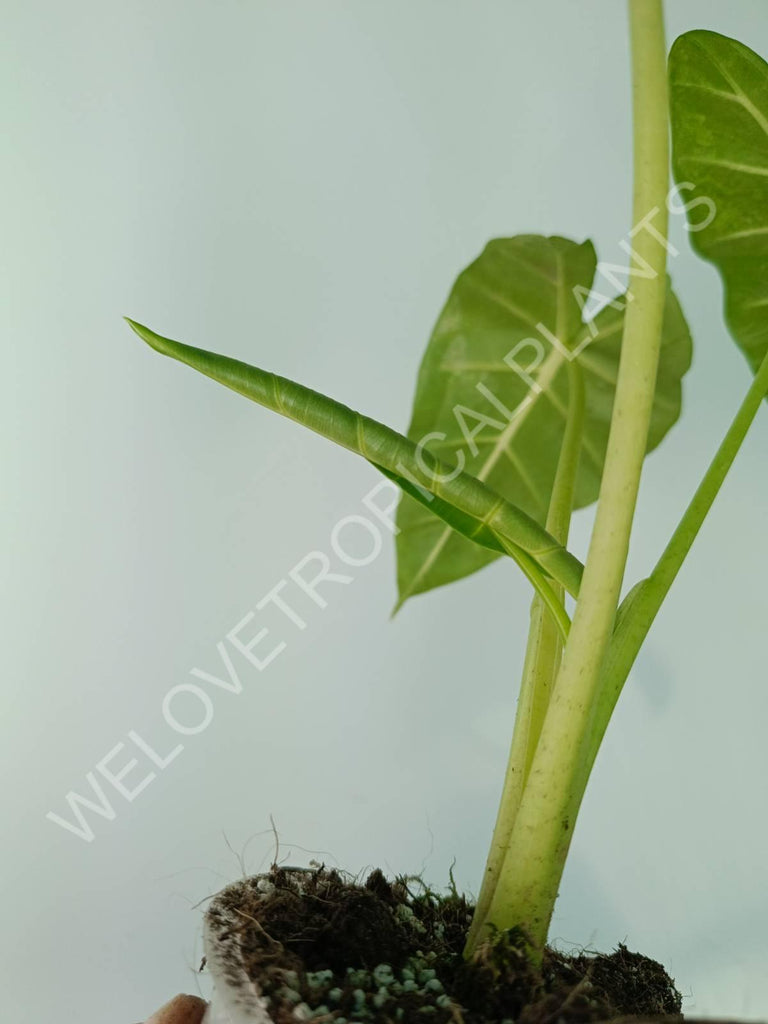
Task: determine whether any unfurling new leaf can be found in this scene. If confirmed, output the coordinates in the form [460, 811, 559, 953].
[125, 318, 584, 598]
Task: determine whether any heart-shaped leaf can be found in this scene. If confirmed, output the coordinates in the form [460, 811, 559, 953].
[395, 235, 692, 604]
[670, 30, 768, 376]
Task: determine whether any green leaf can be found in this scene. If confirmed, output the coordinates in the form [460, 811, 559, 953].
[126, 317, 584, 598]
[670, 30, 768, 377]
[395, 236, 692, 604]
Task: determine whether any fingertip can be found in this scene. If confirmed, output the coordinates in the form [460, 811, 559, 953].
[145, 993, 208, 1024]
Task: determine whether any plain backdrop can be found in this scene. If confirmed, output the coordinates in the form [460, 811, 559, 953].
[3, 2, 768, 1021]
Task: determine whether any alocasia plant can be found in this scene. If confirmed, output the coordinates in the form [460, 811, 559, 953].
[127, 2, 768, 964]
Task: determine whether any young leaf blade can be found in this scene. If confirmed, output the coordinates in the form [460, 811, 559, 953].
[395, 236, 692, 604]
[670, 29, 768, 377]
[126, 317, 584, 597]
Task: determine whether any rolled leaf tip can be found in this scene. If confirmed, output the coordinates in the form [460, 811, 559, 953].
[125, 316, 168, 355]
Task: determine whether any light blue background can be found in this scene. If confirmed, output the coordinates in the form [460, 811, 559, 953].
[3, 3, 768, 1021]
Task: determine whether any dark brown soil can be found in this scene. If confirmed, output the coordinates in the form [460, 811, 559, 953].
[205, 865, 683, 1024]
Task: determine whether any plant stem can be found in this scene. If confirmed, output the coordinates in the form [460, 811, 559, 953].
[473, 0, 670, 954]
[465, 361, 585, 953]
[547, 363, 587, 544]
[589, 346, 768, 761]
[524, 360, 586, 754]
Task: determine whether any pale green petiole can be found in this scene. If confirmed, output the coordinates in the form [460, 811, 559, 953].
[465, 361, 585, 952]
[467, 0, 671, 955]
